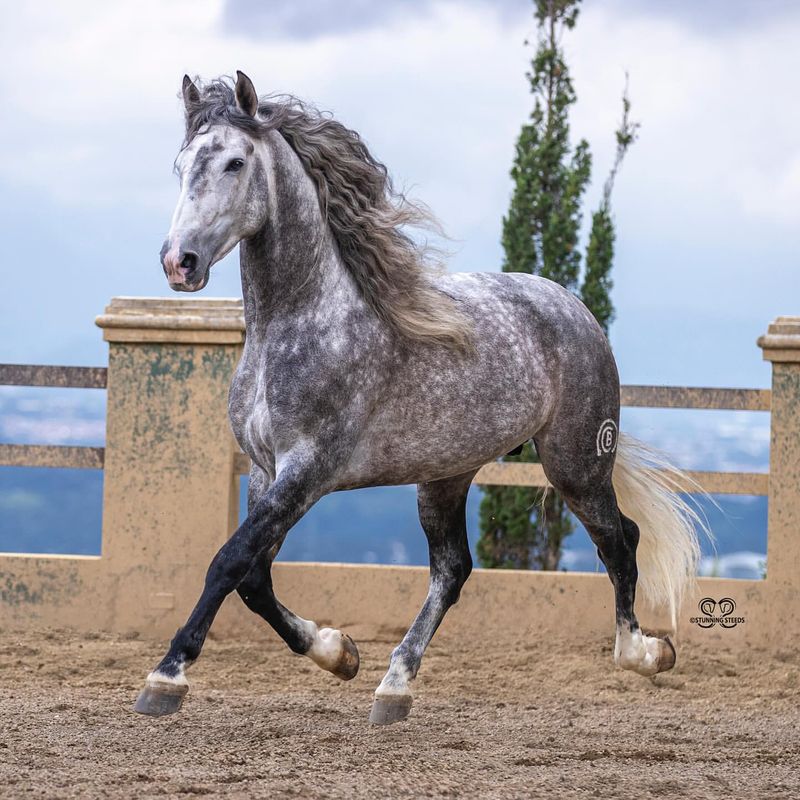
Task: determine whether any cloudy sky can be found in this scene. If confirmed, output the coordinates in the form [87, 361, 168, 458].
[0, 0, 797, 389]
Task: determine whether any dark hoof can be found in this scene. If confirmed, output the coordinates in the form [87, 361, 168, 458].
[656, 635, 677, 673]
[331, 634, 360, 681]
[369, 693, 413, 725]
[133, 682, 188, 717]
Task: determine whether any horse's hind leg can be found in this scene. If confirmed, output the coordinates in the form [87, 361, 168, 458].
[534, 428, 676, 677]
[370, 470, 475, 725]
[236, 465, 359, 680]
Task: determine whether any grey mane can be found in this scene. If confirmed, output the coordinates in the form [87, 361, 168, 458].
[182, 77, 474, 352]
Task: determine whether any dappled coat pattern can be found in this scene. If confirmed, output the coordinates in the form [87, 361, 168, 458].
[137, 72, 702, 724]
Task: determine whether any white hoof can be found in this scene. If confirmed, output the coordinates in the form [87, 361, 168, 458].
[615, 628, 676, 676]
[305, 625, 360, 680]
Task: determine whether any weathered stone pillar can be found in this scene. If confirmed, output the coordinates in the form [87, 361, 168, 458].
[96, 297, 244, 636]
[757, 316, 800, 638]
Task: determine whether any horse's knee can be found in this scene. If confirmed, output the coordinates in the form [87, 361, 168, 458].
[455, 552, 472, 597]
[236, 580, 263, 615]
[234, 556, 271, 606]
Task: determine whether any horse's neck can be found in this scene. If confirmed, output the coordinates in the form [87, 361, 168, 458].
[239, 132, 355, 331]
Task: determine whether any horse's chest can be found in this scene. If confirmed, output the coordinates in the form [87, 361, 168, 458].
[229, 365, 275, 473]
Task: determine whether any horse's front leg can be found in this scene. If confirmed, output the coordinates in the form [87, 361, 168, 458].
[133, 460, 326, 716]
[236, 466, 359, 682]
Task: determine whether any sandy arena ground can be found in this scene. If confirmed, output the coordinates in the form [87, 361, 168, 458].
[0, 623, 797, 799]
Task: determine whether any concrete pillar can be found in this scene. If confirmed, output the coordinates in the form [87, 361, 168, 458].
[757, 316, 800, 638]
[95, 297, 244, 635]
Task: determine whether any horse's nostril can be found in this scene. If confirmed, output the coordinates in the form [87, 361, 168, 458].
[181, 252, 198, 271]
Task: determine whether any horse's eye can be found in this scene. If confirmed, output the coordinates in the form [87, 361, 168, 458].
[226, 158, 244, 173]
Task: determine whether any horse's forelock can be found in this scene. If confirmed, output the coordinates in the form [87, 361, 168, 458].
[182, 78, 262, 147]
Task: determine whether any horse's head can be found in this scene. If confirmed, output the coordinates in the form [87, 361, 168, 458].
[160, 71, 268, 292]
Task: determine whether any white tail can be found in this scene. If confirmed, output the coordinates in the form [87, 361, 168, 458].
[612, 433, 711, 631]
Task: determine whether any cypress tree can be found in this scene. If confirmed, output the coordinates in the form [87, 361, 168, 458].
[477, 0, 638, 571]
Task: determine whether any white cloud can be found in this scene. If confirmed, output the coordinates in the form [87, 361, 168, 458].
[0, 0, 533, 245]
[2, 2, 797, 233]
[0, 415, 106, 446]
[620, 407, 771, 472]
[734, 151, 800, 226]
[0, 388, 106, 445]
[389, 539, 410, 565]
[566, 6, 800, 230]
[0, 489, 45, 512]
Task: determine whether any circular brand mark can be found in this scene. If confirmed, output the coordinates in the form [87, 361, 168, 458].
[596, 419, 618, 456]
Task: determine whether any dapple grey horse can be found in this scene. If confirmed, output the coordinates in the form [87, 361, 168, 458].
[135, 72, 701, 724]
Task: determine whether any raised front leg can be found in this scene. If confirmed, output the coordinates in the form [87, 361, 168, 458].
[133, 459, 328, 716]
[370, 470, 476, 725]
[237, 556, 360, 681]
[235, 464, 359, 681]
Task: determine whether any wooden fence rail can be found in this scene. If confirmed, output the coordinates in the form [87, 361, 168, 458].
[0, 364, 107, 389]
[232, 453, 768, 494]
[0, 444, 105, 470]
[620, 385, 770, 411]
[1, 364, 771, 496]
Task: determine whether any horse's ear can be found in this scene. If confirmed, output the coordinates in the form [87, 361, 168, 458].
[235, 70, 259, 117]
[182, 75, 200, 110]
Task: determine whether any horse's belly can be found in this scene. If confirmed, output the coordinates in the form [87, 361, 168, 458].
[338, 386, 548, 488]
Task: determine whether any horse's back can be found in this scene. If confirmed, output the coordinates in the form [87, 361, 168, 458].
[440, 270, 617, 395]
[441, 271, 609, 352]
[338, 271, 618, 488]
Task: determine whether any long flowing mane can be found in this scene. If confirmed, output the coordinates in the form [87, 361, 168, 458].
[183, 78, 474, 353]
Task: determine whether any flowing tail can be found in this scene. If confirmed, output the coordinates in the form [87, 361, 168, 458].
[612, 433, 711, 631]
